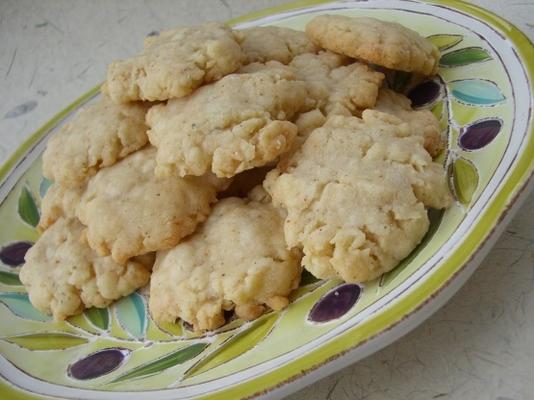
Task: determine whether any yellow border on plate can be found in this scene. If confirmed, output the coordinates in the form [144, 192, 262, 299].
[1, 0, 533, 399]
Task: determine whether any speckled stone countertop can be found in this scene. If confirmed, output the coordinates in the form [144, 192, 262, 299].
[1, 1, 533, 399]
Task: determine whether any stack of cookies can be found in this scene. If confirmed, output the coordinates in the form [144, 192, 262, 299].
[20, 15, 452, 331]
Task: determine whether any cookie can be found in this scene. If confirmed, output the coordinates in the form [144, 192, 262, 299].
[373, 88, 443, 157]
[147, 61, 311, 178]
[265, 111, 451, 283]
[290, 51, 384, 116]
[295, 109, 327, 139]
[42, 97, 149, 187]
[149, 189, 301, 331]
[106, 22, 245, 102]
[38, 184, 84, 231]
[240, 26, 318, 64]
[306, 15, 440, 75]
[19, 218, 152, 320]
[76, 147, 225, 264]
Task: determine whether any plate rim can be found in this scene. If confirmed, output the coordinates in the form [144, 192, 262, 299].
[1, 0, 533, 399]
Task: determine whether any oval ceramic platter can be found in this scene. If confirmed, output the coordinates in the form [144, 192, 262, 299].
[1, 0, 533, 399]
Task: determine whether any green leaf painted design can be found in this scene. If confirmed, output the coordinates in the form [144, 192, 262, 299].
[427, 34, 463, 51]
[155, 320, 184, 337]
[450, 157, 479, 205]
[0, 271, 22, 286]
[380, 208, 444, 287]
[0, 292, 51, 321]
[18, 186, 40, 227]
[114, 292, 147, 339]
[449, 79, 505, 106]
[39, 177, 53, 198]
[4, 332, 88, 350]
[84, 307, 109, 330]
[67, 313, 100, 334]
[440, 47, 491, 67]
[111, 342, 208, 383]
[185, 313, 278, 378]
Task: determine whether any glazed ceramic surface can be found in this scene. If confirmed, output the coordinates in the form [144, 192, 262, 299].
[0, 1, 533, 399]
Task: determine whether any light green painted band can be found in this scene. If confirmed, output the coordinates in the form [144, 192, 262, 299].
[1, 0, 533, 399]
[0, 380, 52, 400]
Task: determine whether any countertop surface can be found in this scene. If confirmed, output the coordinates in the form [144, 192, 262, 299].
[1, 1, 533, 399]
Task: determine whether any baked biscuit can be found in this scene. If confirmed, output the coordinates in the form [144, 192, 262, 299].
[240, 26, 318, 64]
[149, 188, 302, 331]
[295, 109, 327, 139]
[106, 22, 245, 102]
[42, 97, 148, 187]
[77, 147, 223, 264]
[306, 15, 440, 75]
[19, 218, 152, 320]
[265, 111, 451, 283]
[147, 61, 311, 178]
[290, 51, 384, 116]
[38, 184, 84, 231]
[373, 88, 443, 157]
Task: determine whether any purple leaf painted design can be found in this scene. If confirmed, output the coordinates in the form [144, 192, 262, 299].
[458, 118, 502, 150]
[0, 241, 33, 266]
[68, 348, 130, 380]
[407, 80, 442, 108]
[308, 284, 361, 323]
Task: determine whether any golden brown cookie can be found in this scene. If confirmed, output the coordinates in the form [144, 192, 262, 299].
[149, 189, 302, 331]
[19, 218, 152, 320]
[106, 22, 245, 102]
[38, 184, 84, 232]
[265, 111, 451, 283]
[147, 61, 311, 178]
[306, 15, 440, 75]
[240, 26, 319, 64]
[42, 97, 149, 187]
[373, 88, 443, 157]
[76, 147, 224, 264]
[290, 51, 384, 116]
[294, 109, 327, 139]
